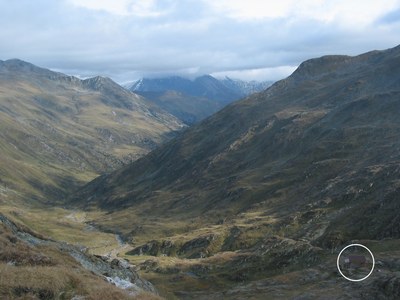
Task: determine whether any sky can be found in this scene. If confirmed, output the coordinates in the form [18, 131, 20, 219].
[0, 0, 400, 83]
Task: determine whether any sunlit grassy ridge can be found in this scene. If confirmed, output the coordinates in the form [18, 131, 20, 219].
[0, 59, 185, 205]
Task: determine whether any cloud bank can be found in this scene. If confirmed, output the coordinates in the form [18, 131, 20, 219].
[0, 0, 399, 82]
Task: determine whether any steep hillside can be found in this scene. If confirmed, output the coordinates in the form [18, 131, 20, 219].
[0, 212, 160, 299]
[128, 75, 272, 124]
[72, 45, 400, 298]
[0, 59, 185, 204]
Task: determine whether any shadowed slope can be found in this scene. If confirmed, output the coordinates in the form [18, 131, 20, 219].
[73, 45, 400, 241]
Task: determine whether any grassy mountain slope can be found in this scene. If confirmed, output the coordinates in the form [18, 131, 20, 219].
[0, 59, 185, 204]
[72, 45, 400, 298]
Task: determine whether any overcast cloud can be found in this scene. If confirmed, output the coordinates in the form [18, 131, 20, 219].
[0, 0, 400, 82]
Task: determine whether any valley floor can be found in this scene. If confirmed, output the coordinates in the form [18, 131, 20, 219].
[2, 204, 399, 299]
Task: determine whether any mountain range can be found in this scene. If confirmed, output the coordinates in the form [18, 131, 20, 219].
[2, 44, 400, 299]
[126, 75, 272, 124]
[72, 45, 400, 298]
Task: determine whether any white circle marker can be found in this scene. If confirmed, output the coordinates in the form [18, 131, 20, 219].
[337, 243, 375, 282]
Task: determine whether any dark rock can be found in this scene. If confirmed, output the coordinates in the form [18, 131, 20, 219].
[178, 234, 216, 258]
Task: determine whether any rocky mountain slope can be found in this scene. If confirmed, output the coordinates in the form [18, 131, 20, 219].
[0, 212, 160, 299]
[0, 59, 185, 204]
[127, 75, 272, 124]
[72, 45, 400, 298]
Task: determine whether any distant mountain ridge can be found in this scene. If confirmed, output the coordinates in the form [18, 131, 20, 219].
[127, 74, 271, 101]
[220, 76, 273, 96]
[125, 75, 272, 124]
